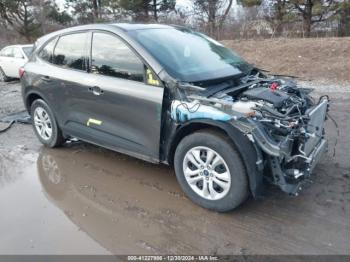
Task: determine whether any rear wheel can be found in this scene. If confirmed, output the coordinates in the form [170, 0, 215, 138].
[174, 130, 248, 212]
[31, 99, 65, 147]
[0, 67, 10, 82]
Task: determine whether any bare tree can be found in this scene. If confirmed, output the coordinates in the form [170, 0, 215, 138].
[241, 0, 341, 37]
[67, 0, 104, 23]
[119, 0, 175, 22]
[261, 0, 293, 36]
[287, 0, 339, 37]
[90, 0, 102, 19]
[0, 0, 41, 41]
[337, 0, 350, 36]
[191, 0, 233, 39]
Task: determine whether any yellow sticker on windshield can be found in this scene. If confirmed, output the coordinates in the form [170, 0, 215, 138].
[146, 69, 160, 86]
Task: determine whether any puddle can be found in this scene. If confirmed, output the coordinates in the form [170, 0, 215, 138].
[0, 138, 349, 254]
[0, 148, 108, 255]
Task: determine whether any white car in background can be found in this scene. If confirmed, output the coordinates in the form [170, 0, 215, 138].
[0, 44, 33, 82]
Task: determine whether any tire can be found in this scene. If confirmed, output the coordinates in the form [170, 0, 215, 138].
[30, 99, 65, 148]
[174, 130, 248, 212]
[0, 67, 10, 82]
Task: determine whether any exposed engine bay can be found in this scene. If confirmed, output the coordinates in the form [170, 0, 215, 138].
[171, 73, 329, 195]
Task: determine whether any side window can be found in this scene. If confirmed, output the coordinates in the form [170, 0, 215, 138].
[38, 38, 57, 63]
[91, 32, 144, 82]
[53, 33, 87, 70]
[22, 47, 33, 57]
[0, 48, 7, 56]
[13, 48, 24, 59]
[1, 47, 13, 57]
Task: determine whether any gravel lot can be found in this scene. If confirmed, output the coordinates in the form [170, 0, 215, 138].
[0, 79, 350, 255]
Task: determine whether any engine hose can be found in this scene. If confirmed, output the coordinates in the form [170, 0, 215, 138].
[256, 104, 303, 120]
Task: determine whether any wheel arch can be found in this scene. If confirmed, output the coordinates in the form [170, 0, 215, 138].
[25, 90, 66, 134]
[167, 119, 264, 198]
[25, 91, 47, 113]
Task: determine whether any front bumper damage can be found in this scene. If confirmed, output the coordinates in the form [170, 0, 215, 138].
[172, 78, 330, 196]
[247, 98, 329, 195]
[268, 139, 327, 195]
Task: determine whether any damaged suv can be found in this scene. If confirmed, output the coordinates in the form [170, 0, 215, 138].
[21, 24, 329, 211]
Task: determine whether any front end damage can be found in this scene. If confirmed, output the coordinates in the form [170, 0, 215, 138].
[171, 74, 329, 196]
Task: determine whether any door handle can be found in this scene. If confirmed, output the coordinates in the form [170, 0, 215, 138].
[88, 86, 104, 96]
[41, 76, 51, 82]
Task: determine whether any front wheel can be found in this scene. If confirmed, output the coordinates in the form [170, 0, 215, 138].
[174, 130, 248, 212]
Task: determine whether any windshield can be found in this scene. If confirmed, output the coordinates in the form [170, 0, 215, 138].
[129, 28, 252, 82]
[22, 46, 33, 57]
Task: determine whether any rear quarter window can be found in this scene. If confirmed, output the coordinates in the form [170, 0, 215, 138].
[22, 46, 33, 57]
[53, 33, 88, 71]
[38, 38, 58, 63]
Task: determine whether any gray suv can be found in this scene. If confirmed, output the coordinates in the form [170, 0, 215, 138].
[21, 24, 329, 211]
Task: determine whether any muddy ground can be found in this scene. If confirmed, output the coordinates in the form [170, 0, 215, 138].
[1, 80, 350, 255]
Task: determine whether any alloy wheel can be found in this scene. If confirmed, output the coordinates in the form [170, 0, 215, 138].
[182, 146, 231, 200]
[34, 107, 53, 140]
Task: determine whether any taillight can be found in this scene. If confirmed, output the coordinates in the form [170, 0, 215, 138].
[19, 67, 25, 78]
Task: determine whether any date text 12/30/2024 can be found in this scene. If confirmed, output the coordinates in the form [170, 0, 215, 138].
[127, 256, 219, 261]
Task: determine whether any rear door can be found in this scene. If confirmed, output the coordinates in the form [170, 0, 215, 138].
[29, 32, 91, 130]
[48, 32, 91, 128]
[66, 31, 164, 161]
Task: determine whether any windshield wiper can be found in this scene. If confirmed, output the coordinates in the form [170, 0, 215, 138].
[253, 67, 298, 79]
[219, 79, 262, 97]
[200, 82, 233, 98]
